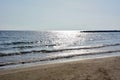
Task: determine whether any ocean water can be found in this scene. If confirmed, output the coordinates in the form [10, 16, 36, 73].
[0, 31, 120, 70]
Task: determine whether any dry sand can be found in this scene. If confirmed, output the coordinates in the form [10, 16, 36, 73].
[0, 56, 120, 80]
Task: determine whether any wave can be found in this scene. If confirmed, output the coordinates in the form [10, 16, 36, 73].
[0, 43, 120, 57]
[0, 44, 58, 51]
[0, 41, 39, 45]
[0, 45, 36, 51]
[0, 49, 120, 67]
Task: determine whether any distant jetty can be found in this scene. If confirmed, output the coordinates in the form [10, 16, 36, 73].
[81, 30, 120, 33]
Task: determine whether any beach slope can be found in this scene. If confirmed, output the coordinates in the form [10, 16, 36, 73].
[0, 56, 120, 80]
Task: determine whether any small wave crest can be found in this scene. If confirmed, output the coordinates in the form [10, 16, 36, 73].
[0, 43, 120, 57]
[0, 49, 120, 67]
[0, 44, 57, 51]
[0, 41, 35, 45]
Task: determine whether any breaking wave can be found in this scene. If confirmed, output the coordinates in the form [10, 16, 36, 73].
[0, 43, 120, 57]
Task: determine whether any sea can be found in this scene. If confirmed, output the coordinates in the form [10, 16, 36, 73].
[0, 30, 120, 70]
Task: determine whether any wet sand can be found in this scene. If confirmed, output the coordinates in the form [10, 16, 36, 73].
[0, 56, 120, 80]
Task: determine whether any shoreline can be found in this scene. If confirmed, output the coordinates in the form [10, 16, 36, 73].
[0, 56, 120, 80]
[1, 53, 120, 71]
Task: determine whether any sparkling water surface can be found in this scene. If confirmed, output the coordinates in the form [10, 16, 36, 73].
[0, 31, 120, 70]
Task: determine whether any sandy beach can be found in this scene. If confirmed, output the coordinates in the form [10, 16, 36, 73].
[0, 56, 120, 80]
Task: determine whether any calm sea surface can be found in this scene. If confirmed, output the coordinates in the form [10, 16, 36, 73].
[0, 31, 120, 70]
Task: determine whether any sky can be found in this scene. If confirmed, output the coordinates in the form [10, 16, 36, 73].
[0, 0, 120, 30]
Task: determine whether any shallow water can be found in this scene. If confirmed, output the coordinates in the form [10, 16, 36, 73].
[0, 31, 120, 69]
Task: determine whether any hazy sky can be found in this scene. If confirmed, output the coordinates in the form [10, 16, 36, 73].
[0, 0, 120, 30]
